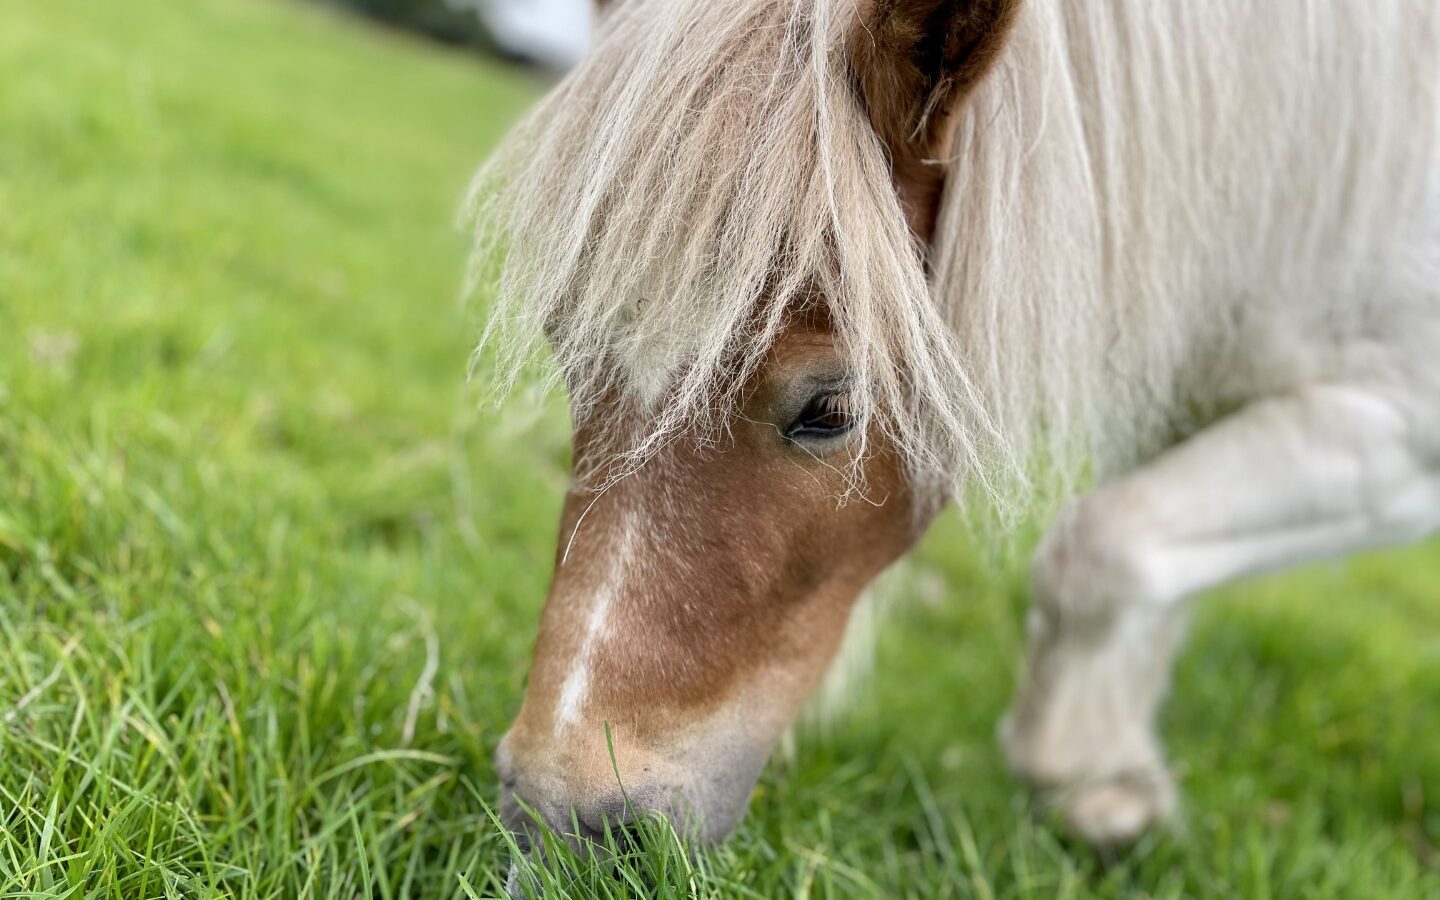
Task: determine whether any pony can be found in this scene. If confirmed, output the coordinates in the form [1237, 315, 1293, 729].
[469, 0, 1440, 849]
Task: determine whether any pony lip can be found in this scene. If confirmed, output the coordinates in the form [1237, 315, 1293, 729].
[475, 0, 1440, 859]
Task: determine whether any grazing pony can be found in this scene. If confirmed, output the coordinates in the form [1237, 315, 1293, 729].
[470, 0, 1440, 847]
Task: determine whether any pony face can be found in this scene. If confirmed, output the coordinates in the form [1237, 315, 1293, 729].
[496, 320, 932, 845]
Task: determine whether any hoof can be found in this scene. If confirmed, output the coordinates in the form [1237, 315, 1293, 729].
[1052, 770, 1176, 847]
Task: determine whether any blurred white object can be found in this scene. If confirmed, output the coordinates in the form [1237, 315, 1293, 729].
[459, 0, 592, 69]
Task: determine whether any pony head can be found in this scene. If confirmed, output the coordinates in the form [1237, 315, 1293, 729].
[473, 0, 1020, 849]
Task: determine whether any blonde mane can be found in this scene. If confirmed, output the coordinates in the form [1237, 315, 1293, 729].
[469, 0, 1440, 505]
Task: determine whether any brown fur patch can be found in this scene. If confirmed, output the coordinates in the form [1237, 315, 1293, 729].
[850, 0, 1022, 241]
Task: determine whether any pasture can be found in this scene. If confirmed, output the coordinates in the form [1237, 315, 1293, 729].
[1, 0, 1438, 896]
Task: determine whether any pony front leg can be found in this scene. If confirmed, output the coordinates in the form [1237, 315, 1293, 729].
[1001, 383, 1440, 844]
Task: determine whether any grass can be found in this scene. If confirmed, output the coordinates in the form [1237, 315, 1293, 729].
[0, 0, 1437, 895]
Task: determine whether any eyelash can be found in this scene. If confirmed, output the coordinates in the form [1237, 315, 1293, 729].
[786, 392, 855, 440]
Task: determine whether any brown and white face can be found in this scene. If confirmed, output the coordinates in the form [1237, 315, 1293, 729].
[496, 321, 931, 844]
[495, 0, 1020, 850]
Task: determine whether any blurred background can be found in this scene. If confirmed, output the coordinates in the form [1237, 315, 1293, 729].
[330, 0, 592, 68]
[1, 0, 1437, 897]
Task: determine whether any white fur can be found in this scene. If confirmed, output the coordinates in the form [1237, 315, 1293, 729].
[1005, 380, 1440, 841]
[935, 1, 1440, 485]
[470, 0, 1439, 510]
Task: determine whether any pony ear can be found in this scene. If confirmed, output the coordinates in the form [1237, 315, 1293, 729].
[850, 0, 1021, 240]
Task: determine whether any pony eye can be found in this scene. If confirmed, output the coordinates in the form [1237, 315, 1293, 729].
[785, 392, 856, 441]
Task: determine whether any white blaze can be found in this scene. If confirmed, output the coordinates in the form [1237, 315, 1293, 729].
[555, 513, 636, 732]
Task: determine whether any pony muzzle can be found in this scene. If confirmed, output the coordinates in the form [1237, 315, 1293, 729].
[493, 712, 776, 855]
